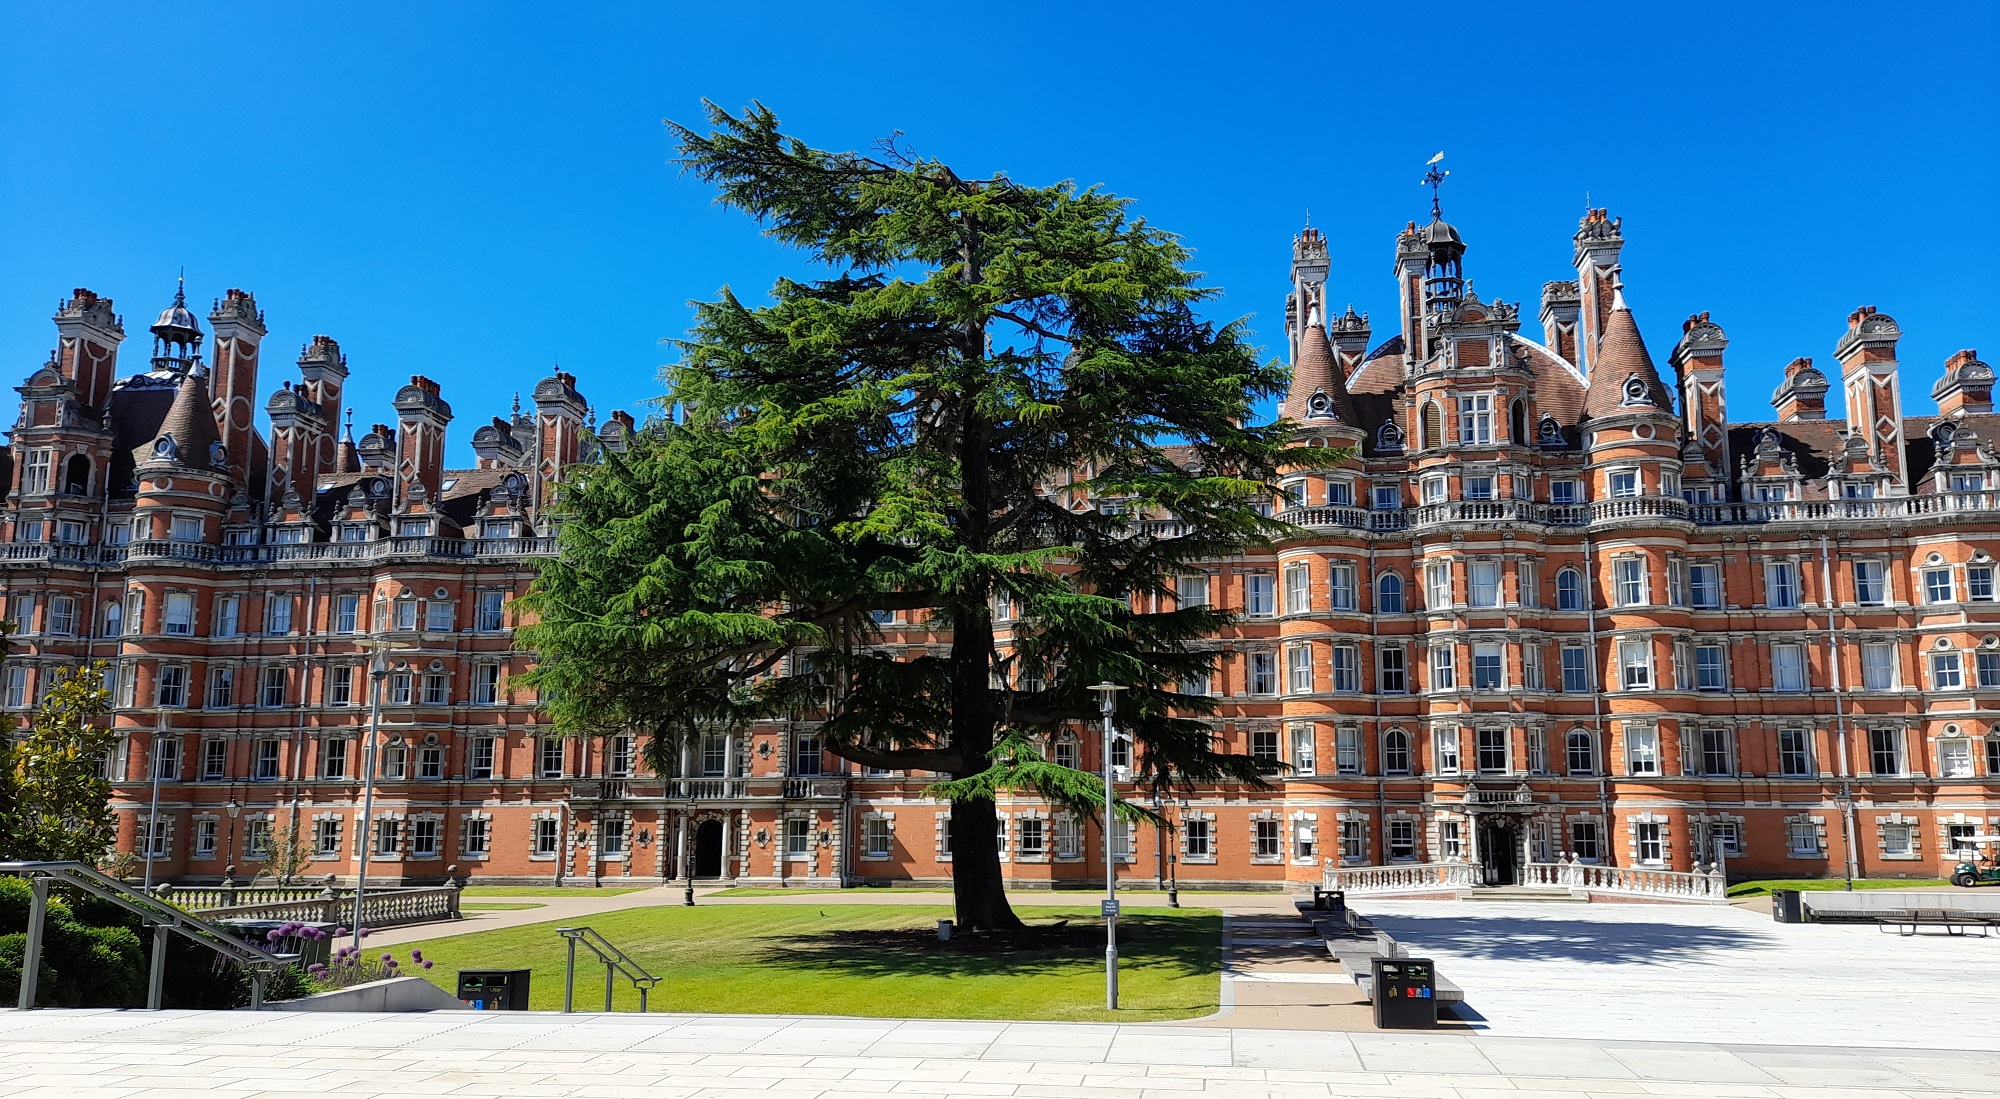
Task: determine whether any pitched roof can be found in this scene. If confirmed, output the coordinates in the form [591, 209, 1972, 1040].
[1584, 295, 1675, 418]
[1280, 322, 1357, 426]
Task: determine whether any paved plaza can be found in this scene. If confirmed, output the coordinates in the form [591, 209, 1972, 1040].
[4, 1006, 1999, 1099]
[1359, 899, 2000, 1047]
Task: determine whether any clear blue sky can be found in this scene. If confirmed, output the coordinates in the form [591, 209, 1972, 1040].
[3, 3, 1995, 465]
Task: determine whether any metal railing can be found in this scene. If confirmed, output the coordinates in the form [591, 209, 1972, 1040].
[557, 925, 660, 1011]
[0, 861, 289, 1010]
[0, 536, 558, 570]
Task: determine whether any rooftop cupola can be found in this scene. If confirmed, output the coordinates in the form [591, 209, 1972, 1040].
[1418, 154, 1465, 314]
[149, 275, 204, 375]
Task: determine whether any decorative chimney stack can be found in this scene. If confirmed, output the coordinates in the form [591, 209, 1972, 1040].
[1770, 358, 1829, 421]
[52, 288, 124, 409]
[1932, 349, 1993, 417]
[1671, 311, 1732, 487]
[1572, 209, 1624, 375]
[1835, 305, 1907, 491]
[393, 375, 453, 504]
[1539, 281, 1581, 364]
[207, 289, 266, 486]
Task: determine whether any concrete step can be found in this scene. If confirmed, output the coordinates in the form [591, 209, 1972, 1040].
[1465, 886, 1584, 902]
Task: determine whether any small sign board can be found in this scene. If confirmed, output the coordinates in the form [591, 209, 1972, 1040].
[1101, 899, 1121, 918]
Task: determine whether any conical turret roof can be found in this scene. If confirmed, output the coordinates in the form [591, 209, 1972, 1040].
[1281, 321, 1357, 427]
[135, 369, 223, 470]
[1584, 291, 1675, 418]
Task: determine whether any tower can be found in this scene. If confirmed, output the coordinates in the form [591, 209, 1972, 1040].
[1289, 225, 1330, 363]
[207, 289, 265, 486]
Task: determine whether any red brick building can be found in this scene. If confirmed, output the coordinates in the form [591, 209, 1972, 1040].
[60, 201, 2000, 890]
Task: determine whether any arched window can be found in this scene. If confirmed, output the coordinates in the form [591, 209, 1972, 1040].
[1376, 572, 1405, 614]
[1053, 734, 1079, 770]
[1556, 568, 1585, 611]
[1510, 398, 1528, 443]
[1566, 730, 1596, 775]
[62, 454, 90, 495]
[1420, 402, 1442, 450]
[1382, 729, 1412, 775]
[100, 600, 121, 638]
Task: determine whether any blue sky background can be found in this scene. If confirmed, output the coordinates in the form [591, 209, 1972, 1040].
[2, 2, 1995, 465]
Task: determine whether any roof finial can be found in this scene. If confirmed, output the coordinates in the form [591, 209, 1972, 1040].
[1422, 152, 1449, 221]
[1303, 207, 1311, 228]
[512, 392, 522, 417]
[343, 406, 355, 438]
[174, 267, 186, 306]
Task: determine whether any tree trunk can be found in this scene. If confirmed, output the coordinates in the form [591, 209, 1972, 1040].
[949, 795, 1024, 930]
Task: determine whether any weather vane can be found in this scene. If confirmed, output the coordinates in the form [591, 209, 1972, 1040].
[1422, 152, 1448, 220]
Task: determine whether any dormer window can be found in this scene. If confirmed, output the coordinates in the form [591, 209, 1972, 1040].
[396, 519, 432, 537]
[1948, 472, 1985, 493]
[1376, 421, 1405, 454]
[153, 434, 179, 462]
[338, 525, 371, 543]
[1621, 375, 1650, 405]
[1538, 415, 1565, 447]
[1306, 390, 1333, 420]
[480, 520, 515, 539]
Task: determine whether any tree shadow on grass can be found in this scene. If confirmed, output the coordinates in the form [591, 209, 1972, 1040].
[1363, 912, 1769, 967]
[750, 913, 1223, 983]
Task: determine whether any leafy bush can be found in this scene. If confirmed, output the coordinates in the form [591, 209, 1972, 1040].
[0, 875, 300, 1008]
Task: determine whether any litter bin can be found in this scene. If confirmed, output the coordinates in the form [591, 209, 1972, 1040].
[1371, 956, 1438, 1029]
[457, 968, 532, 1010]
[1771, 889, 1805, 924]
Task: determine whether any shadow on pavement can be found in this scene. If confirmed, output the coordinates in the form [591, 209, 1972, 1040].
[1364, 913, 1763, 967]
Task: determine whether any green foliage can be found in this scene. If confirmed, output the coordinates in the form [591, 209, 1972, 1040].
[3, 661, 114, 862]
[519, 104, 1301, 926]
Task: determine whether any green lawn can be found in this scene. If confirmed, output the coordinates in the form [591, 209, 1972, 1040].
[395, 903, 1220, 1022]
[458, 885, 649, 897]
[1728, 877, 1950, 898]
[462, 902, 546, 912]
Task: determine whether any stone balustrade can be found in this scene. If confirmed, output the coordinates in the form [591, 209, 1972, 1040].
[1322, 861, 1480, 895]
[172, 883, 463, 927]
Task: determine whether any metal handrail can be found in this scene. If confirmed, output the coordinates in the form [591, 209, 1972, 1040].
[555, 924, 660, 1012]
[0, 860, 288, 1009]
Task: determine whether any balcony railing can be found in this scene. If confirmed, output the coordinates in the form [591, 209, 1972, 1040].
[666, 778, 745, 799]
[0, 535, 558, 570]
[782, 778, 846, 799]
[1322, 861, 1480, 895]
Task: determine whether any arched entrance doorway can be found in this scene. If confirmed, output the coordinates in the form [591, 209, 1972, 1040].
[1478, 818, 1522, 886]
[694, 819, 725, 879]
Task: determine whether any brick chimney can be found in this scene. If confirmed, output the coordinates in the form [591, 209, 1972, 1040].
[1932, 349, 1993, 417]
[393, 375, 453, 503]
[1835, 305, 1906, 490]
[1771, 357, 1829, 421]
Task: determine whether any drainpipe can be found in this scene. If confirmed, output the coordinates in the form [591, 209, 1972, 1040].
[1583, 533, 1612, 865]
[1821, 534, 1860, 888]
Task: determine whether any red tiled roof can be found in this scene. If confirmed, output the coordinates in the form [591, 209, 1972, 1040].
[1584, 303, 1674, 418]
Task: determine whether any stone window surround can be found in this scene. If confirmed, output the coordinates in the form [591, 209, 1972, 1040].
[1626, 809, 1672, 867]
[528, 809, 562, 862]
[1179, 808, 1217, 864]
[1248, 809, 1282, 864]
[860, 811, 896, 861]
[1333, 809, 1370, 865]
[1874, 811, 1923, 861]
[308, 809, 344, 861]
[1784, 812, 1829, 860]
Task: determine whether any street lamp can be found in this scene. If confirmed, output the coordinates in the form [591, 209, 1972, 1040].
[1089, 682, 1126, 1010]
[350, 640, 413, 954]
[143, 710, 168, 893]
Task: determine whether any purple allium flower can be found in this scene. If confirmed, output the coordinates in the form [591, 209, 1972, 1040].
[334, 927, 348, 937]
[421, 961, 433, 970]
[409, 949, 422, 961]
[267, 930, 284, 942]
